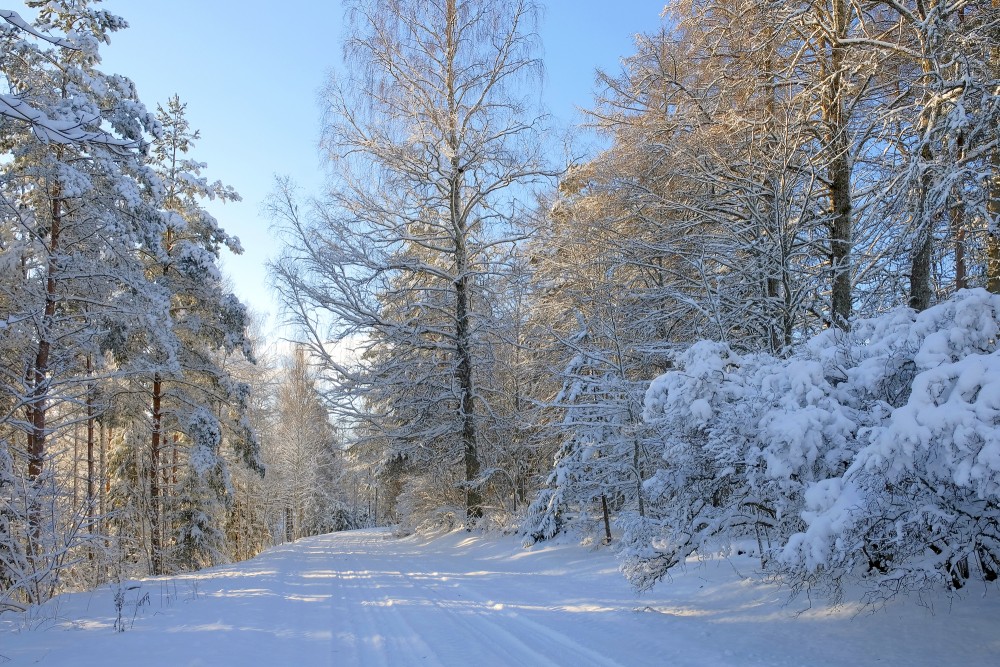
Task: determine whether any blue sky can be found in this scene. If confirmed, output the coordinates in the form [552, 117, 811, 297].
[95, 0, 667, 332]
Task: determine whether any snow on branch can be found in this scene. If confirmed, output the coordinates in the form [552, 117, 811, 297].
[0, 9, 76, 48]
[0, 94, 137, 148]
[1, 9, 138, 150]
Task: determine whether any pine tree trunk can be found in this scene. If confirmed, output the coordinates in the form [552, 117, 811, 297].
[172, 435, 179, 489]
[150, 374, 163, 574]
[601, 494, 612, 545]
[909, 141, 934, 312]
[25, 190, 62, 565]
[100, 423, 109, 537]
[27, 196, 60, 484]
[86, 357, 96, 536]
[989, 148, 1000, 293]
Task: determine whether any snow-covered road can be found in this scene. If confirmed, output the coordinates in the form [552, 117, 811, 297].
[2, 528, 998, 665]
[325, 530, 639, 666]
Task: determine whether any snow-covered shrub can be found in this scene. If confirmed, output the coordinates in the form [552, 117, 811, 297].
[522, 487, 563, 545]
[631, 289, 1000, 597]
[169, 409, 231, 571]
[781, 290, 1000, 598]
[522, 339, 654, 546]
[621, 340, 748, 587]
[394, 461, 464, 534]
[0, 461, 80, 607]
[623, 339, 854, 589]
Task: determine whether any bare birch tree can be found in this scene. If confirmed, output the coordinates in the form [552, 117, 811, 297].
[270, 0, 551, 523]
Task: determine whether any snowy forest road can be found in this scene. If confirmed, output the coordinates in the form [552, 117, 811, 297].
[2, 528, 669, 666]
[325, 530, 631, 666]
[3, 528, 998, 666]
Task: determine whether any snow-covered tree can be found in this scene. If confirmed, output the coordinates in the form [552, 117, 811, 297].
[168, 407, 230, 570]
[2, 3, 262, 594]
[0, 0, 164, 602]
[1, 7, 136, 148]
[874, 0, 1000, 307]
[522, 174, 668, 542]
[138, 93, 254, 574]
[269, 346, 347, 540]
[524, 1, 1000, 575]
[270, 0, 551, 525]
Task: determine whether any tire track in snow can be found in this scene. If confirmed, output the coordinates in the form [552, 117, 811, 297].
[395, 567, 568, 666]
[331, 535, 443, 666]
[325, 529, 625, 666]
[329, 530, 522, 666]
[397, 556, 626, 667]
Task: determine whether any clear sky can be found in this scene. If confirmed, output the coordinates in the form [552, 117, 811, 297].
[92, 0, 667, 333]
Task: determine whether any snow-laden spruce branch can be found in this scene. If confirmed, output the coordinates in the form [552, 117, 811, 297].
[1, 9, 140, 150]
[0, 9, 73, 47]
[0, 94, 137, 149]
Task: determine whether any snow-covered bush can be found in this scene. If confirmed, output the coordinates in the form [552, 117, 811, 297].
[522, 337, 654, 546]
[623, 339, 856, 589]
[169, 409, 231, 571]
[394, 460, 465, 534]
[781, 290, 1000, 598]
[522, 487, 564, 545]
[629, 289, 1000, 597]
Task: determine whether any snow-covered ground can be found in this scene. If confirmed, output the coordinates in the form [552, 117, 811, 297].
[2, 528, 997, 666]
